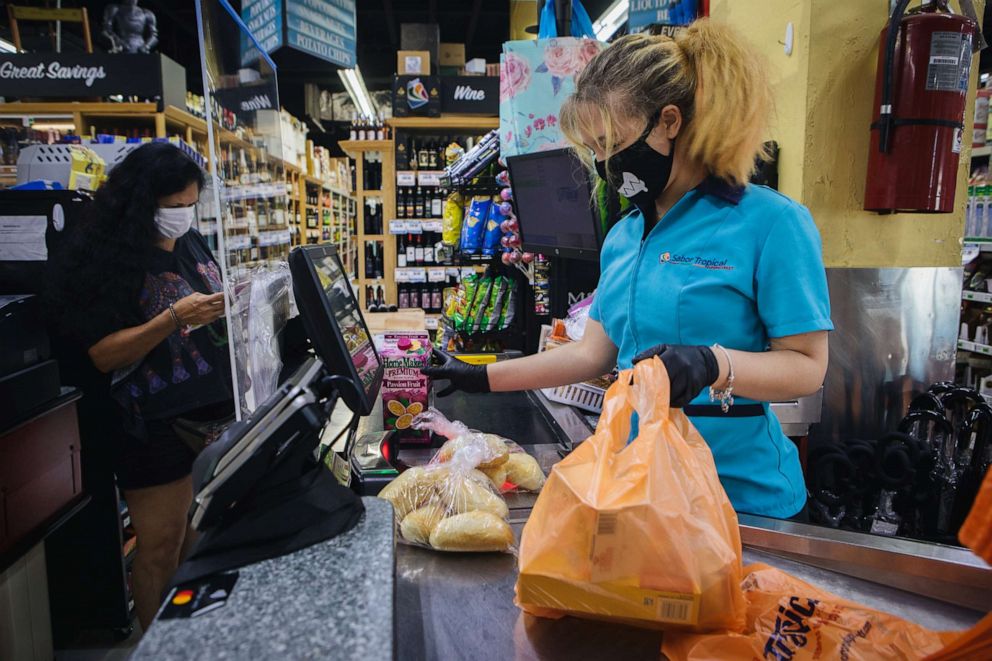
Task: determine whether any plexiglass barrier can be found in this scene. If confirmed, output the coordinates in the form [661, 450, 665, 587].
[196, 0, 293, 417]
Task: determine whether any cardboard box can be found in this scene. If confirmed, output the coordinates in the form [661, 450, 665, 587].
[380, 332, 432, 444]
[401, 23, 439, 73]
[398, 50, 430, 75]
[439, 42, 466, 67]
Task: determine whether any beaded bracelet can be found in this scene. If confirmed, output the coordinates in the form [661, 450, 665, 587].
[168, 303, 183, 332]
[709, 343, 735, 413]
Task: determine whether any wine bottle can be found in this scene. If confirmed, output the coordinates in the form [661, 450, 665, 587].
[399, 285, 409, 309]
[397, 235, 407, 267]
[405, 233, 416, 265]
[414, 234, 425, 266]
[349, 112, 358, 141]
[418, 141, 430, 169]
[424, 234, 434, 264]
[428, 138, 438, 169]
[414, 187, 424, 218]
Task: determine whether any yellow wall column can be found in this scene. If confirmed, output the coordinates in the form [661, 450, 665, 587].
[711, 0, 984, 268]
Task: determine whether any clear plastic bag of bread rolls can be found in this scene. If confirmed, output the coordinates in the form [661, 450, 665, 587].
[376, 409, 516, 553]
[411, 408, 546, 494]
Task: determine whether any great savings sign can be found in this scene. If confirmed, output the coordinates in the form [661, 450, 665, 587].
[0, 54, 169, 98]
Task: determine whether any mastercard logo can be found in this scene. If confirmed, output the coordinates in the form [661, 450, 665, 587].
[172, 589, 194, 606]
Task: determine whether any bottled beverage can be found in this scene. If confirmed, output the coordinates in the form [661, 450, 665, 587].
[414, 234, 425, 266]
[407, 138, 417, 170]
[365, 243, 374, 279]
[410, 283, 421, 309]
[350, 112, 358, 141]
[428, 138, 438, 169]
[431, 190, 443, 218]
[399, 285, 410, 309]
[375, 242, 384, 278]
[418, 141, 430, 169]
[424, 234, 434, 264]
[432, 285, 443, 313]
[414, 187, 424, 218]
[438, 138, 449, 168]
[406, 233, 416, 265]
[397, 235, 407, 267]
[376, 112, 385, 140]
[404, 189, 415, 218]
[376, 285, 386, 310]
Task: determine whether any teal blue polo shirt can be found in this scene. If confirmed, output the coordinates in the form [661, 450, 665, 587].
[589, 178, 833, 519]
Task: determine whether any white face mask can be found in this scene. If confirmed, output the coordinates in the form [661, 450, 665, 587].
[155, 205, 196, 239]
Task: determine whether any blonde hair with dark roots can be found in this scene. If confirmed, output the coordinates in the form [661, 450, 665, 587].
[560, 19, 772, 187]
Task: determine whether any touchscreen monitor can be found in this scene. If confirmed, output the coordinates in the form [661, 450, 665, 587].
[289, 245, 382, 415]
[506, 148, 600, 261]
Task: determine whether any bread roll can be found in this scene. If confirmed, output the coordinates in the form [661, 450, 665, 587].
[378, 466, 439, 519]
[481, 465, 509, 491]
[436, 476, 509, 519]
[429, 511, 515, 552]
[437, 434, 509, 468]
[504, 453, 545, 491]
[400, 506, 445, 545]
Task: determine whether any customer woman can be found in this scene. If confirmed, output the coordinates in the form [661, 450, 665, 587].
[49, 142, 232, 629]
[425, 20, 832, 520]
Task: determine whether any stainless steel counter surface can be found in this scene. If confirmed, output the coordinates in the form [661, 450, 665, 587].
[395, 522, 983, 661]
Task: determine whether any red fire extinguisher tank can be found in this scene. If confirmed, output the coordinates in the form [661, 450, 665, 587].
[864, 6, 977, 213]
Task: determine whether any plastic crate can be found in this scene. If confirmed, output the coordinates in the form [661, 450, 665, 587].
[542, 382, 606, 414]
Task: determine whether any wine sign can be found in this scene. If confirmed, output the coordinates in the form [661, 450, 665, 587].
[440, 77, 498, 115]
[0, 53, 186, 108]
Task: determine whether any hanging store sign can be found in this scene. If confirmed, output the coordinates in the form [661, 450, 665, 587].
[241, 0, 284, 66]
[213, 81, 279, 123]
[285, 0, 357, 68]
[0, 53, 186, 107]
[628, 0, 702, 35]
[440, 77, 499, 115]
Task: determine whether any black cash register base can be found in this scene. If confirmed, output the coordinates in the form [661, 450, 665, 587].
[172, 245, 383, 585]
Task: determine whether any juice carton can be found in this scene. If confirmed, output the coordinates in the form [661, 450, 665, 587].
[380, 331, 432, 443]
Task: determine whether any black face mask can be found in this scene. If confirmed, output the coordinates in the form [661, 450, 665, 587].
[595, 111, 675, 216]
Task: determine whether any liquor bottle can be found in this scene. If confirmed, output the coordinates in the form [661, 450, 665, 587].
[404, 189, 415, 218]
[365, 243, 375, 279]
[365, 285, 375, 311]
[432, 285, 443, 313]
[428, 138, 438, 169]
[376, 112, 385, 140]
[376, 285, 387, 310]
[407, 138, 417, 170]
[409, 283, 420, 310]
[414, 234, 425, 266]
[424, 234, 434, 264]
[418, 141, 430, 169]
[357, 116, 367, 141]
[405, 233, 416, 265]
[414, 187, 424, 218]
[438, 137, 449, 168]
[375, 242, 384, 278]
[431, 190, 443, 218]
[349, 112, 358, 141]
[398, 285, 409, 309]
[397, 235, 407, 267]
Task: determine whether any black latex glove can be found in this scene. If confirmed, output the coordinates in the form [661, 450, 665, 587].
[631, 344, 719, 408]
[421, 349, 491, 397]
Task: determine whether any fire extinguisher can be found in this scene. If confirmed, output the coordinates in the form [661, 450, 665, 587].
[864, 0, 977, 214]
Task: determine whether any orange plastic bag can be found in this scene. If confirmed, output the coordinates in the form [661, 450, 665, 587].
[662, 563, 958, 661]
[515, 357, 746, 632]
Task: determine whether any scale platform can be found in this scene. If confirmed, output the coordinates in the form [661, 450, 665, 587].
[350, 431, 402, 496]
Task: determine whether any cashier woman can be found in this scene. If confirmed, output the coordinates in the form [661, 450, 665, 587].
[48, 143, 231, 629]
[425, 20, 832, 520]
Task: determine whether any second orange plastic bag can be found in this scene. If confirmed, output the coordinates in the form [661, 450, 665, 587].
[515, 357, 746, 632]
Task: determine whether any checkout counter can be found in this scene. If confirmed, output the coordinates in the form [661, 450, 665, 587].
[133, 245, 990, 660]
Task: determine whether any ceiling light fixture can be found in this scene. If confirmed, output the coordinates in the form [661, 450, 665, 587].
[593, 0, 629, 41]
[337, 66, 377, 119]
[0, 38, 17, 54]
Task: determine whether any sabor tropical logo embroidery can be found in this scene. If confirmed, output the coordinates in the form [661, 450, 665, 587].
[618, 171, 648, 197]
[660, 251, 734, 271]
[762, 597, 818, 660]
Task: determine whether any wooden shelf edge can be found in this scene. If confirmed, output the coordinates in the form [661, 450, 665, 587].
[387, 115, 499, 130]
[0, 101, 158, 115]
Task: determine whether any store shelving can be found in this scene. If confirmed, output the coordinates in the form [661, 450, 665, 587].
[959, 339, 992, 355]
[388, 115, 499, 131]
[340, 139, 397, 311]
[973, 145, 992, 158]
[963, 290, 992, 303]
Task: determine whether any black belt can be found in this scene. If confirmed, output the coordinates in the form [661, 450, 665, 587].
[684, 404, 765, 418]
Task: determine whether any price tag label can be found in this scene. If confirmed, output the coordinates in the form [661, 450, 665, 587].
[388, 219, 406, 234]
[446, 268, 461, 278]
[422, 220, 443, 232]
[397, 268, 427, 282]
[427, 267, 446, 282]
[461, 267, 476, 279]
[404, 220, 423, 234]
[418, 171, 443, 187]
[396, 171, 416, 186]
[425, 316, 439, 330]
[395, 269, 410, 283]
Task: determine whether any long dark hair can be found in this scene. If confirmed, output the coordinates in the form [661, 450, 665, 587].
[48, 142, 206, 345]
